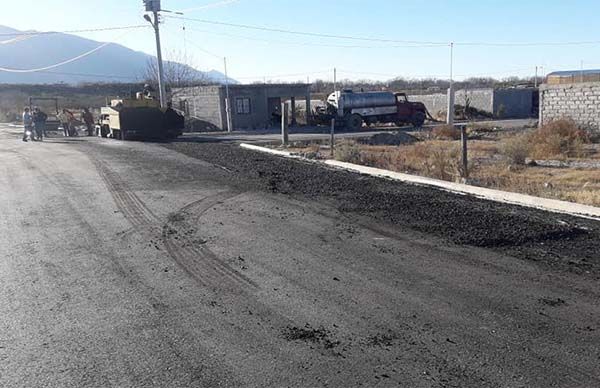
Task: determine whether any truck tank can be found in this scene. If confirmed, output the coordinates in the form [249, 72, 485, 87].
[328, 91, 397, 110]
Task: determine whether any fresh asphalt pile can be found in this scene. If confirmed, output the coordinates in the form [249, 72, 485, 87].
[166, 141, 600, 275]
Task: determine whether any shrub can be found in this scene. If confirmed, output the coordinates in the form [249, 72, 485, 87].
[501, 134, 531, 165]
[530, 119, 590, 159]
[431, 125, 461, 140]
[334, 142, 362, 164]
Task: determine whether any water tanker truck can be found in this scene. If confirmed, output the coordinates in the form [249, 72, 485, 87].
[316, 90, 429, 130]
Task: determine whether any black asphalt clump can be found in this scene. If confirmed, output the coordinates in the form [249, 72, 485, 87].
[165, 142, 600, 274]
[283, 325, 339, 350]
[357, 131, 418, 146]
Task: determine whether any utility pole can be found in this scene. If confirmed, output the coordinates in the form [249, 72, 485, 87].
[333, 67, 337, 93]
[534, 66, 538, 88]
[446, 42, 455, 125]
[224, 57, 233, 133]
[143, 0, 167, 108]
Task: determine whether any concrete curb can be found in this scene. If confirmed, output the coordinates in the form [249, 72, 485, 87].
[239, 143, 600, 221]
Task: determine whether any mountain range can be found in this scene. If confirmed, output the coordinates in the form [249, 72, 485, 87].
[0, 25, 235, 85]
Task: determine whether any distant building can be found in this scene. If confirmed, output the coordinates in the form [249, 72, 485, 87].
[546, 69, 600, 85]
[173, 84, 311, 131]
[540, 71, 600, 131]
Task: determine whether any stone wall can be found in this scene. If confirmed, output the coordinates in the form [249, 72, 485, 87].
[540, 82, 600, 131]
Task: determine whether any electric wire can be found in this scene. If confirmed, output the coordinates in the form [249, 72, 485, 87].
[0, 30, 137, 73]
[165, 15, 600, 48]
[0, 25, 150, 37]
[181, 0, 241, 12]
[164, 15, 448, 45]
[180, 25, 445, 49]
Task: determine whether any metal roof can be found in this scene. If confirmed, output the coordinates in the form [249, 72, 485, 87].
[547, 69, 600, 76]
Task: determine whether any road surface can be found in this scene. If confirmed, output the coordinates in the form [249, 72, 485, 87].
[1, 124, 599, 387]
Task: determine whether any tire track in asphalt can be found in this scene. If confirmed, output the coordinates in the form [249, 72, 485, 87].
[92, 159, 160, 227]
[90, 156, 257, 290]
[162, 191, 259, 290]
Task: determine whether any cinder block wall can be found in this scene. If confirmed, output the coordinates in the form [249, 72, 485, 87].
[540, 82, 600, 131]
[408, 93, 447, 117]
[172, 86, 225, 129]
[410, 88, 534, 119]
[409, 89, 494, 117]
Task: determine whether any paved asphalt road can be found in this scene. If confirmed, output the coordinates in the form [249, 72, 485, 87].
[1, 124, 599, 387]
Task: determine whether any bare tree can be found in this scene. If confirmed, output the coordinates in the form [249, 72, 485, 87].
[144, 50, 211, 99]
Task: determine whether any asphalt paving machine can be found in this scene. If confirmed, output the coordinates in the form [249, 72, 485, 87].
[97, 94, 184, 141]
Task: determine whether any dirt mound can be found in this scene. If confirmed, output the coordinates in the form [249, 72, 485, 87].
[358, 131, 418, 146]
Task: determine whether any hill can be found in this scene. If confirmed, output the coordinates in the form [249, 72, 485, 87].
[0, 25, 235, 85]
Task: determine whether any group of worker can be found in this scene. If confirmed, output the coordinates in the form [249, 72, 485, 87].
[22, 107, 95, 142]
[22, 107, 48, 142]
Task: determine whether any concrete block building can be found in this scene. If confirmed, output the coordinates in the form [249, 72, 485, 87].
[409, 87, 538, 119]
[540, 81, 600, 131]
[173, 84, 311, 131]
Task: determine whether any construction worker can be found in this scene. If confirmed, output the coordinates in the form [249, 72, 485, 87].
[82, 108, 95, 136]
[32, 107, 47, 141]
[143, 84, 156, 99]
[57, 109, 71, 137]
[22, 107, 33, 142]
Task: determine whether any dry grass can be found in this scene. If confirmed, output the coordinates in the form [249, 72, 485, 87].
[530, 119, 590, 159]
[500, 134, 531, 165]
[472, 164, 600, 206]
[283, 126, 600, 206]
[334, 142, 362, 164]
[431, 125, 462, 140]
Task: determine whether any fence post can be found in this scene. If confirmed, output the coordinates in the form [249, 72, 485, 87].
[447, 85, 455, 125]
[461, 125, 468, 178]
[330, 118, 335, 158]
[281, 102, 289, 146]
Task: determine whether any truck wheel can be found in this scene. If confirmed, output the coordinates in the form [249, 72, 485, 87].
[100, 125, 110, 138]
[346, 114, 363, 131]
[411, 112, 426, 128]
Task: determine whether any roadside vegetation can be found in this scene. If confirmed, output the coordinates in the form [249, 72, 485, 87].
[289, 120, 600, 207]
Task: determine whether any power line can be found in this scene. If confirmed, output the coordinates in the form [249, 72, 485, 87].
[235, 70, 331, 80]
[164, 15, 448, 45]
[36, 70, 138, 80]
[180, 25, 445, 49]
[456, 40, 600, 47]
[165, 15, 600, 48]
[0, 25, 150, 37]
[0, 29, 137, 73]
[181, 0, 241, 12]
[0, 42, 114, 73]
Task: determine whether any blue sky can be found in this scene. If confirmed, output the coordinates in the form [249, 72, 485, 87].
[2, 0, 600, 82]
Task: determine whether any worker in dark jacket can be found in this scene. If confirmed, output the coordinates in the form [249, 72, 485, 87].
[82, 108, 95, 136]
[32, 107, 48, 141]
